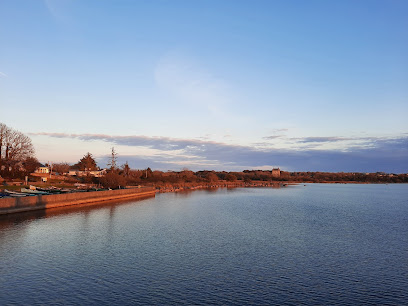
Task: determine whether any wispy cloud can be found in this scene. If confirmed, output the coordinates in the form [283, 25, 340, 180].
[272, 128, 289, 133]
[0, 71, 7, 78]
[30, 132, 408, 173]
[154, 51, 232, 116]
[261, 134, 404, 151]
[262, 135, 284, 140]
[43, 0, 73, 23]
[263, 128, 289, 140]
[31, 132, 244, 152]
[293, 136, 354, 143]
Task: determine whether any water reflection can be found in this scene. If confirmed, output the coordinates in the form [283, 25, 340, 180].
[0, 195, 152, 230]
[0, 186, 291, 230]
[0, 184, 407, 305]
[0, 209, 47, 229]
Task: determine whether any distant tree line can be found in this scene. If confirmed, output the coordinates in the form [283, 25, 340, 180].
[1, 123, 406, 187]
[94, 167, 408, 189]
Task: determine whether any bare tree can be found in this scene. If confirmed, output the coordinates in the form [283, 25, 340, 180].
[5, 129, 34, 161]
[108, 147, 118, 172]
[0, 123, 35, 174]
[23, 156, 41, 175]
[0, 123, 11, 164]
[53, 162, 70, 175]
[121, 161, 130, 177]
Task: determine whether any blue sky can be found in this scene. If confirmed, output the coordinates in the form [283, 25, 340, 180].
[1, 0, 407, 172]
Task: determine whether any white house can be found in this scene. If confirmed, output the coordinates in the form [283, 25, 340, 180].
[68, 169, 107, 177]
[35, 166, 50, 174]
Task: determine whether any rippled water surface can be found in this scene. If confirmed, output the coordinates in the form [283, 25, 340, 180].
[1, 184, 407, 305]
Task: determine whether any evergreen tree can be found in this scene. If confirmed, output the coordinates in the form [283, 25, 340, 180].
[75, 153, 98, 171]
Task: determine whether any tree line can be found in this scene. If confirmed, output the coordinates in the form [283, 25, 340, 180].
[2, 122, 407, 187]
[69, 155, 408, 189]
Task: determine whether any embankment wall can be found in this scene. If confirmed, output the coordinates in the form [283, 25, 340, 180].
[0, 187, 156, 215]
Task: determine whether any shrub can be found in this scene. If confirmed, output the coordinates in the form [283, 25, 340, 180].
[100, 173, 126, 189]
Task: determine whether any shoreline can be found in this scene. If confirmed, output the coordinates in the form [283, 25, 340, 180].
[153, 180, 401, 193]
[1, 181, 403, 216]
[155, 181, 287, 193]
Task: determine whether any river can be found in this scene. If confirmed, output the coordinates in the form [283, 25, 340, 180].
[0, 184, 407, 305]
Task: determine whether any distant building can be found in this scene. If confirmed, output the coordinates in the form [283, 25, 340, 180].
[68, 169, 79, 176]
[35, 166, 49, 174]
[272, 168, 281, 178]
[68, 169, 107, 177]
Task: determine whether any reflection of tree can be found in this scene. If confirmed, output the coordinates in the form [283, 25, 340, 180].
[0, 210, 46, 258]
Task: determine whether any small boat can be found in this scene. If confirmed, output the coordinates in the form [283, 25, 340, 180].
[20, 188, 50, 195]
[0, 192, 11, 198]
[35, 187, 62, 194]
[4, 190, 30, 197]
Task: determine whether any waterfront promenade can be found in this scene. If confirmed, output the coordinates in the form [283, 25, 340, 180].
[0, 187, 156, 215]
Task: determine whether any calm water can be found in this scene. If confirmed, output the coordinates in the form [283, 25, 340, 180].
[0, 184, 407, 305]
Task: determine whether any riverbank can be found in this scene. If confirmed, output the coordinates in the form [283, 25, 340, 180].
[154, 180, 291, 193]
[1, 179, 397, 216]
[0, 187, 155, 215]
[152, 179, 387, 193]
[0, 181, 284, 215]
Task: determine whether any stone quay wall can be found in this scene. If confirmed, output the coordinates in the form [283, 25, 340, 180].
[0, 187, 156, 215]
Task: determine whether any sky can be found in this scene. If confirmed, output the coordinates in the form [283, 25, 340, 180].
[1, 0, 407, 173]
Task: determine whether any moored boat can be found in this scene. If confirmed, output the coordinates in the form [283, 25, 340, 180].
[20, 188, 50, 195]
[4, 189, 31, 197]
